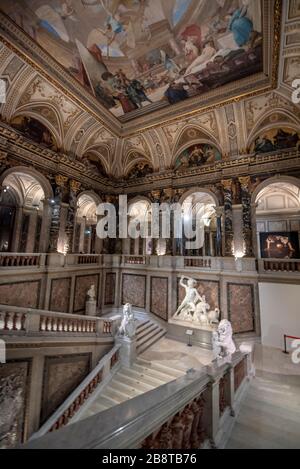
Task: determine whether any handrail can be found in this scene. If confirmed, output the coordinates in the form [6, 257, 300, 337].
[282, 334, 300, 354]
[0, 304, 118, 336]
[23, 352, 251, 449]
[30, 344, 122, 439]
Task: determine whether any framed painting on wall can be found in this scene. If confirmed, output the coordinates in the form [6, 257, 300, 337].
[260, 232, 300, 259]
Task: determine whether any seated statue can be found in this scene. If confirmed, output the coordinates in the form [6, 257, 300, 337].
[118, 303, 136, 338]
[212, 319, 236, 361]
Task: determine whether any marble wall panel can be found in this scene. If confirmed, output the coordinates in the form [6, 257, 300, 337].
[104, 273, 116, 305]
[122, 274, 146, 308]
[0, 281, 40, 308]
[73, 274, 99, 313]
[150, 277, 168, 321]
[49, 277, 71, 313]
[40, 353, 91, 424]
[227, 283, 255, 333]
[0, 359, 31, 448]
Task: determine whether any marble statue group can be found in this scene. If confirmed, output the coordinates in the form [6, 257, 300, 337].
[174, 276, 220, 326]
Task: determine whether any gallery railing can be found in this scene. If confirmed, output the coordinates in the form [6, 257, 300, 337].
[0, 253, 45, 268]
[258, 258, 300, 273]
[24, 352, 253, 449]
[0, 304, 119, 336]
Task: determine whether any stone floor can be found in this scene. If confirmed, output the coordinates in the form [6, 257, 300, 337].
[226, 344, 300, 449]
[140, 337, 214, 372]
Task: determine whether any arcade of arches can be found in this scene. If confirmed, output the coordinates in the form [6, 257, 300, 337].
[0, 0, 300, 451]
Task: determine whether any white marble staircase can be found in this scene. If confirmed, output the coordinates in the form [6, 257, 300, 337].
[136, 318, 166, 354]
[76, 357, 186, 421]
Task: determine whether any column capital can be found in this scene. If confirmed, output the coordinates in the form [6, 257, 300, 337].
[238, 176, 251, 191]
[221, 179, 232, 190]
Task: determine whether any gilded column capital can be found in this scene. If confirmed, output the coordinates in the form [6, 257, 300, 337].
[69, 179, 81, 194]
[55, 174, 68, 187]
[221, 179, 232, 191]
[238, 176, 251, 191]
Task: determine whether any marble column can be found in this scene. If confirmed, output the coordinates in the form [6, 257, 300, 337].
[11, 206, 23, 252]
[48, 175, 68, 253]
[239, 176, 253, 257]
[25, 208, 38, 253]
[215, 207, 223, 257]
[221, 179, 234, 256]
[79, 217, 86, 253]
[209, 231, 215, 257]
[39, 200, 51, 253]
[67, 180, 81, 254]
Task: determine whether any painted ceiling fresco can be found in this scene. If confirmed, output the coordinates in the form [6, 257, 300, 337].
[1, 0, 263, 121]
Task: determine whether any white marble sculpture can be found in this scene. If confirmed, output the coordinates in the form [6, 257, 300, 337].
[212, 319, 236, 361]
[174, 276, 218, 327]
[118, 303, 136, 338]
[87, 284, 96, 301]
[207, 307, 220, 326]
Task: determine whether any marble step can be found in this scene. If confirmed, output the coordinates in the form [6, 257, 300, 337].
[110, 376, 151, 395]
[103, 385, 136, 403]
[136, 320, 151, 333]
[89, 394, 119, 410]
[131, 362, 174, 383]
[136, 357, 184, 378]
[121, 366, 167, 386]
[136, 323, 159, 341]
[116, 372, 155, 392]
[137, 329, 166, 354]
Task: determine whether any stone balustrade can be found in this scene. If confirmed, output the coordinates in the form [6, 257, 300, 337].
[184, 256, 212, 268]
[0, 253, 44, 268]
[0, 304, 117, 336]
[0, 252, 263, 274]
[258, 258, 300, 273]
[122, 255, 147, 265]
[24, 351, 254, 449]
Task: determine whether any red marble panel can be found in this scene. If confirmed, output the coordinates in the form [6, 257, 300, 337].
[122, 274, 146, 308]
[104, 273, 116, 305]
[0, 281, 40, 308]
[227, 283, 255, 333]
[0, 359, 31, 448]
[40, 353, 91, 424]
[49, 278, 71, 313]
[151, 277, 168, 321]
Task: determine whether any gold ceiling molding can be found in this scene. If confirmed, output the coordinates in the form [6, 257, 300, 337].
[0, 0, 282, 138]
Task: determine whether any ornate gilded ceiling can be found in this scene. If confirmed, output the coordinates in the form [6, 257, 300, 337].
[0, 0, 299, 182]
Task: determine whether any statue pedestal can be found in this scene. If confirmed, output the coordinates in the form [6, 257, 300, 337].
[116, 336, 137, 367]
[85, 300, 97, 316]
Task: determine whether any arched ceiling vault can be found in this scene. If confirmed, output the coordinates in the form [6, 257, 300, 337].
[0, 1, 299, 179]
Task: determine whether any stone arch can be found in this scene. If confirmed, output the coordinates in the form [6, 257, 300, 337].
[123, 150, 154, 178]
[171, 138, 222, 168]
[251, 175, 300, 205]
[247, 110, 300, 150]
[251, 175, 300, 258]
[76, 190, 102, 220]
[0, 166, 53, 202]
[12, 103, 63, 149]
[173, 124, 220, 153]
[82, 146, 111, 176]
[178, 187, 220, 207]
